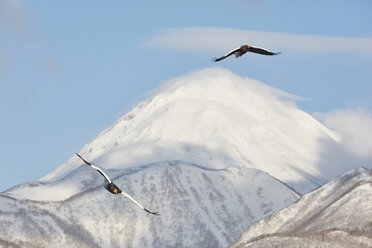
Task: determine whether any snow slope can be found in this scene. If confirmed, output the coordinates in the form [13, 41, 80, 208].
[230, 167, 372, 248]
[39, 68, 344, 195]
[0, 68, 363, 247]
[0, 161, 298, 248]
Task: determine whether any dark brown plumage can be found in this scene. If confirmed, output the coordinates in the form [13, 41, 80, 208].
[213, 45, 280, 62]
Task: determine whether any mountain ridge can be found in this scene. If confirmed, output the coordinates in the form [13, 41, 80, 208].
[0, 161, 299, 247]
[0, 68, 366, 247]
[41, 68, 343, 194]
[230, 167, 372, 248]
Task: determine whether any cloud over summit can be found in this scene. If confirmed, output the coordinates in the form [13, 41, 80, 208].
[145, 27, 372, 56]
[317, 108, 372, 159]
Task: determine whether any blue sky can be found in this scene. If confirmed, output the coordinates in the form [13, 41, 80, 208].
[1, 0, 372, 191]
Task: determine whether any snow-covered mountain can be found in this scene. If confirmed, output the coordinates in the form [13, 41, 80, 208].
[43, 68, 344, 194]
[0, 68, 363, 247]
[0, 161, 298, 248]
[230, 167, 372, 248]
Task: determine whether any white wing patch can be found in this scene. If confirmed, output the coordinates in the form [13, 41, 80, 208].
[90, 164, 112, 183]
[222, 47, 241, 57]
[121, 191, 160, 215]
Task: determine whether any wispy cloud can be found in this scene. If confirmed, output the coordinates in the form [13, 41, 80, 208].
[0, 0, 24, 86]
[315, 108, 372, 159]
[144, 27, 372, 55]
[0, 0, 26, 32]
[0, 0, 60, 88]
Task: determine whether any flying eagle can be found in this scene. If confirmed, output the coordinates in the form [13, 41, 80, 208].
[76, 153, 159, 215]
[213, 45, 280, 62]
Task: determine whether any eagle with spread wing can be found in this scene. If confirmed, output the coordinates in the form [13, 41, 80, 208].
[213, 45, 280, 62]
[76, 153, 160, 215]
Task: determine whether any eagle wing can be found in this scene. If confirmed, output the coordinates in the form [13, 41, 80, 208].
[247, 45, 281, 56]
[76, 153, 112, 184]
[121, 191, 160, 215]
[76, 153, 159, 215]
[213, 47, 241, 62]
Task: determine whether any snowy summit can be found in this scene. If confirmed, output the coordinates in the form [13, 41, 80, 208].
[44, 68, 340, 195]
[0, 68, 361, 248]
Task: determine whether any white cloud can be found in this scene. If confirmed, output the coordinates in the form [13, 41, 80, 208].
[0, 0, 24, 85]
[144, 27, 372, 55]
[0, 0, 26, 32]
[315, 108, 372, 158]
[0, 0, 60, 87]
